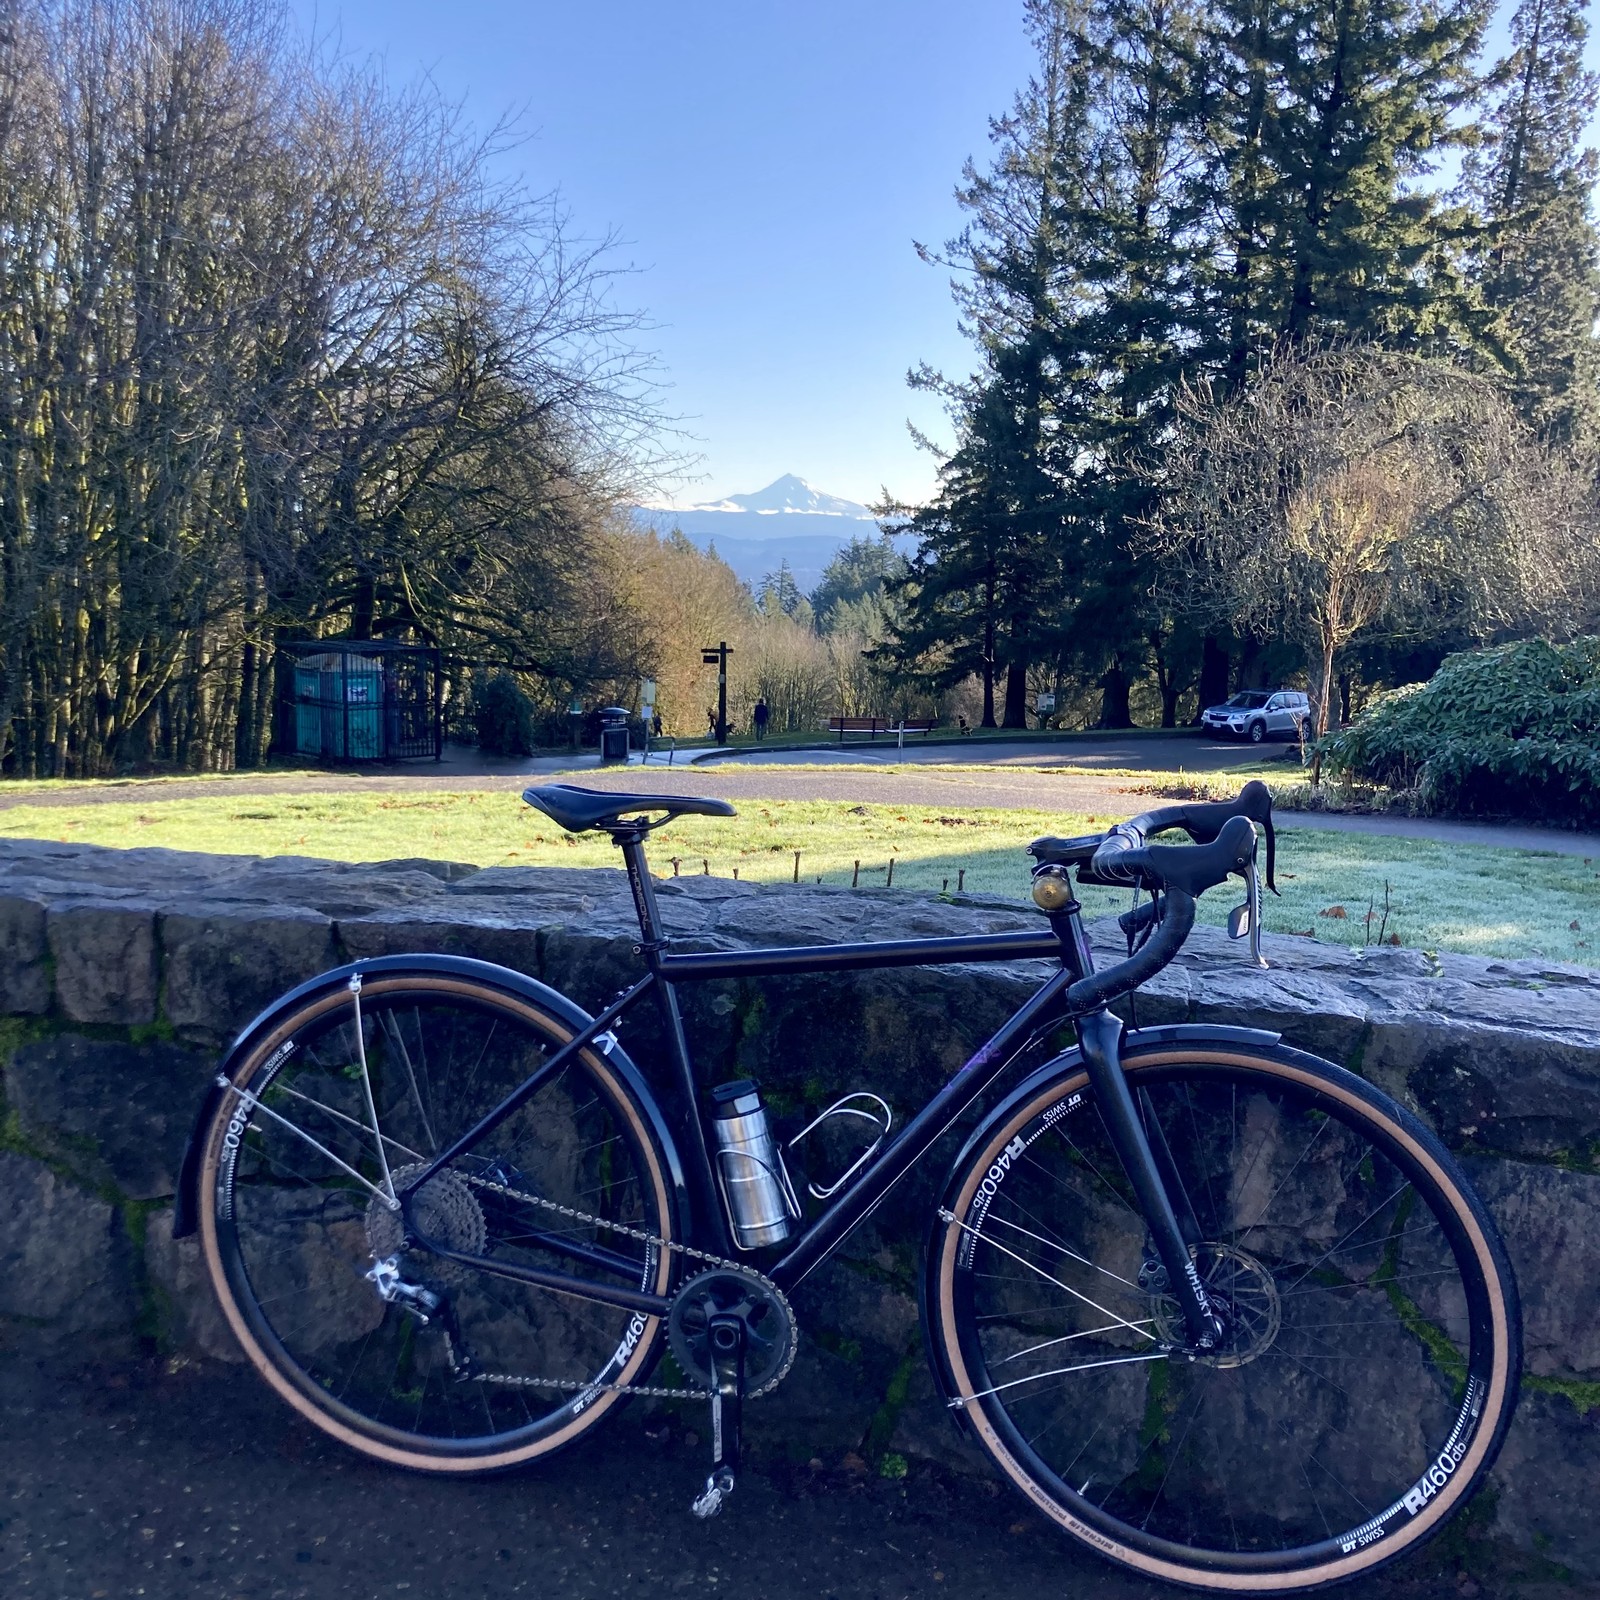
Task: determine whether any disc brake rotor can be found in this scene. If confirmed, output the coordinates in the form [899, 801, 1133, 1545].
[1152, 1242, 1282, 1368]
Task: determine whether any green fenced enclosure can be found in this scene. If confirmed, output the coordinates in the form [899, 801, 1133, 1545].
[276, 640, 443, 763]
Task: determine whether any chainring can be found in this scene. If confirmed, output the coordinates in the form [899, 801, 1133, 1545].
[667, 1268, 797, 1397]
[365, 1162, 487, 1288]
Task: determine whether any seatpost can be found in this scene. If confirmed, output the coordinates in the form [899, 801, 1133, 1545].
[616, 830, 666, 957]
[612, 827, 735, 1259]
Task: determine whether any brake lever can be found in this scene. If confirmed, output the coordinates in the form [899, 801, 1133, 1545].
[1245, 857, 1267, 967]
[1224, 842, 1269, 968]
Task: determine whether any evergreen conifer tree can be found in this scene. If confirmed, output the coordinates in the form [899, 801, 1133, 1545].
[1465, 0, 1600, 443]
[889, 0, 1092, 724]
[1203, 0, 1490, 355]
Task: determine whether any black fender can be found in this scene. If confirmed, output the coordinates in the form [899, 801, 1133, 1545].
[918, 1021, 1283, 1428]
[172, 953, 689, 1240]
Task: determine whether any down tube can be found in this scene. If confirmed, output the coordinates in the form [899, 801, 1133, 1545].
[768, 965, 1075, 1291]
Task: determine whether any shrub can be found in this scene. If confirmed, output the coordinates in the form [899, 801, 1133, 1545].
[1321, 637, 1600, 826]
[473, 673, 538, 756]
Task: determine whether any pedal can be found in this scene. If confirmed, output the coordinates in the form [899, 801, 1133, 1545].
[691, 1466, 734, 1519]
[689, 1312, 745, 1520]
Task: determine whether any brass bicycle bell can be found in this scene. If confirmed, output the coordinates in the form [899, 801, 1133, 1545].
[1030, 864, 1075, 912]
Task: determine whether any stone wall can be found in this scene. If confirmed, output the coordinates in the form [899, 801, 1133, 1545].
[0, 839, 1596, 1574]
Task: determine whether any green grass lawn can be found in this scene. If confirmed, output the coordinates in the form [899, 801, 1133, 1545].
[0, 788, 1592, 964]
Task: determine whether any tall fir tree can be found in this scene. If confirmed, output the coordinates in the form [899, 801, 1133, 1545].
[892, 0, 1208, 725]
[1202, 0, 1491, 361]
[890, 0, 1093, 724]
[1465, 0, 1600, 443]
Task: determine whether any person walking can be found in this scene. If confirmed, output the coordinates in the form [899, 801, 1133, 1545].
[652, 709, 663, 739]
[752, 698, 769, 741]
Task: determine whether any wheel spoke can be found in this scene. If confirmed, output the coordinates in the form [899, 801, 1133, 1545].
[942, 1054, 1508, 1579]
[208, 980, 670, 1465]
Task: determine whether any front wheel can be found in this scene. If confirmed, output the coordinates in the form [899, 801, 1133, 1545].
[1248, 720, 1267, 744]
[196, 967, 678, 1473]
[925, 1036, 1520, 1591]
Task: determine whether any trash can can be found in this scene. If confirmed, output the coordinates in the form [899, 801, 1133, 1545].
[599, 706, 631, 764]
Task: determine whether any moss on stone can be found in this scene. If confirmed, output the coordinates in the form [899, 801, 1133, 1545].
[1522, 1373, 1600, 1415]
[861, 1344, 918, 1463]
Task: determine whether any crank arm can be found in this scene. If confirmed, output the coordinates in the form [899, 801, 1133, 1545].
[691, 1313, 746, 1519]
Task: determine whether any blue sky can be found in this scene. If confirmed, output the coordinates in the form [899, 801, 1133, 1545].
[291, 0, 1035, 508]
[292, 1, 1595, 510]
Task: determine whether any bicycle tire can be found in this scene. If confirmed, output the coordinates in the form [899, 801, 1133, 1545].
[197, 967, 677, 1473]
[925, 1033, 1520, 1592]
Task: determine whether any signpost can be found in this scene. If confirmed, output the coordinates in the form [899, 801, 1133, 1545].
[639, 677, 657, 760]
[701, 642, 731, 744]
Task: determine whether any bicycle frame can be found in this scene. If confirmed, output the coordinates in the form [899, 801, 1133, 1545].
[400, 827, 1217, 1343]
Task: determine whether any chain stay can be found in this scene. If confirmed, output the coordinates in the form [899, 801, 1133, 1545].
[442, 1171, 793, 1402]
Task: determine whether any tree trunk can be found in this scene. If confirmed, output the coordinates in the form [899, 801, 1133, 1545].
[352, 575, 377, 640]
[1337, 670, 1352, 728]
[980, 616, 996, 727]
[1003, 659, 1029, 728]
[1098, 658, 1133, 728]
[1314, 635, 1337, 739]
[1197, 635, 1230, 715]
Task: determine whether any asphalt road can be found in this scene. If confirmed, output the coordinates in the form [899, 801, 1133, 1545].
[0, 1342, 1572, 1600]
[694, 733, 1265, 771]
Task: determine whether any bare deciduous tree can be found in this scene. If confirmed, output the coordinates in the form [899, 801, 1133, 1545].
[1143, 344, 1590, 738]
[0, 0, 676, 776]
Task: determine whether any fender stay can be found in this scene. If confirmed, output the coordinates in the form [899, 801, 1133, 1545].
[172, 954, 687, 1239]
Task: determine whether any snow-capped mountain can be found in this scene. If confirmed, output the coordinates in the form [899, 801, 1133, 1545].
[637, 474, 876, 525]
[685, 474, 874, 519]
[633, 475, 911, 593]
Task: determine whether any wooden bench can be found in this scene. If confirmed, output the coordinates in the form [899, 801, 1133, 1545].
[828, 716, 938, 742]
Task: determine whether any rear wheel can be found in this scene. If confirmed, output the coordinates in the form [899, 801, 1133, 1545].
[197, 970, 677, 1472]
[927, 1038, 1519, 1591]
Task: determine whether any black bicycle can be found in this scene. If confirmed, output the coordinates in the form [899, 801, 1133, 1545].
[174, 779, 1520, 1593]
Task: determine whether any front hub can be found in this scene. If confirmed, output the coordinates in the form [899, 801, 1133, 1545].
[1153, 1243, 1281, 1368]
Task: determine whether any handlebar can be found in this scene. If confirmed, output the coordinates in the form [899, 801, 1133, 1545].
[1028, 778, 1276, 892]
[1089, 813, 1258, 898]
[1065, 889, 1196, 1013]
[1027, 778, 1277, 1009]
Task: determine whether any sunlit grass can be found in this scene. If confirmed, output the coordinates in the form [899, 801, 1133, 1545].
[1, 788, 1593, 964]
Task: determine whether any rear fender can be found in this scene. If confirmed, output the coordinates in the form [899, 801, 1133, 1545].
[172, 954, 687, 1239]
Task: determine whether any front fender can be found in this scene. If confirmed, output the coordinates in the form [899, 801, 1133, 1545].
[172, 954, 686, 1238]
[919, 1020, 1283, 1427]
[933, 1021, 1283, 1217]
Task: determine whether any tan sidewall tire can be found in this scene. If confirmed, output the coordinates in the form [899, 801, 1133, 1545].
[198, 975, 675, 1474]
[931, 1045, 1516, 1592]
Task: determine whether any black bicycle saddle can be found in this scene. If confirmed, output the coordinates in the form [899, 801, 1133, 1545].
[522, 783, 737, 834]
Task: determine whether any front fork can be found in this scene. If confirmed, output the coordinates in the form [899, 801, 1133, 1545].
[1075, 1009, 1221, 1350]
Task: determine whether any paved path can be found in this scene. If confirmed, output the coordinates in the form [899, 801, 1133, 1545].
[0, 1343, 1564, 1600]
[694, 732, 1270, 772]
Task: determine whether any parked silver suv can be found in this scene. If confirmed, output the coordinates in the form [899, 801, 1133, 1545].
[1200, 689, 1310, 743]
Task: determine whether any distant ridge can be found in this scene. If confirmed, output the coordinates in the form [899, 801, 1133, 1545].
[632, 474, 910, 593]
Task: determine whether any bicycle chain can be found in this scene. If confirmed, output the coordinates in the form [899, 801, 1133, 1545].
[439, 1172, 796, 1402]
